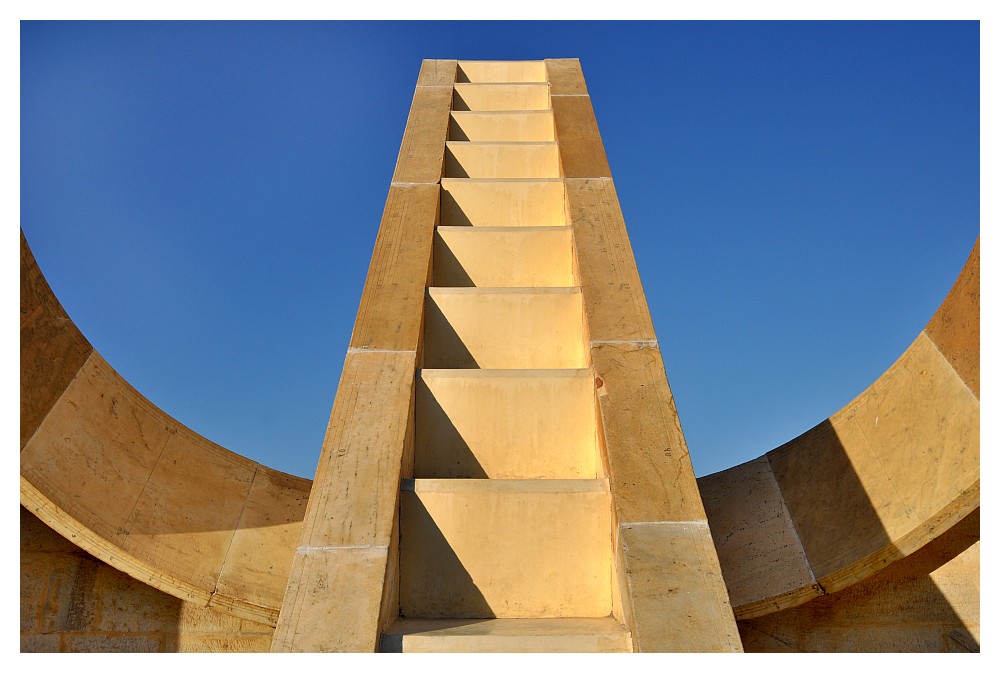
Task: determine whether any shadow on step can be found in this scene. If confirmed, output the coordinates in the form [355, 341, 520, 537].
[399, 496, 495, 620]
[414, 379, 489, 478]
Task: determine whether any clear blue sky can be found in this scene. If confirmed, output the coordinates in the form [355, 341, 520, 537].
[21, 21, 979, 478]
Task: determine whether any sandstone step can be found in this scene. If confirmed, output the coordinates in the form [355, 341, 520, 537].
[440, 178, 566, 228]
[455, 60, 547, 84]
[415, 369, 598, 479]
[380, 617, 632, 653]
[399, 478, 612, 618]
[423, 288, 586, 369]
[444, 141, 560, 179]
[449, 111, 555, 142]
[452, 83, 550, 111]
[433, 226, 574, 288]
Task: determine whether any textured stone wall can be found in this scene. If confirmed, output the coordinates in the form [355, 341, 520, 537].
[20, 508, 274, 653]
[737, 508, 979, 652]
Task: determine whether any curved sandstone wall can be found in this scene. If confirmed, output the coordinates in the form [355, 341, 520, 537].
[698, 239, 979, 625]
[20, 231, 311, 626]
[736, 507, 979, 652]
[20, 507, 275, 652]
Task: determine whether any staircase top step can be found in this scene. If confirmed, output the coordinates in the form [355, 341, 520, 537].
[419, 368, 591, 379]
[401, 478, 609, 494]
[381, 617, 631, 653]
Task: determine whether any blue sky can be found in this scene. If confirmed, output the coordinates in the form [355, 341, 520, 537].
[20, 20, 979, 479]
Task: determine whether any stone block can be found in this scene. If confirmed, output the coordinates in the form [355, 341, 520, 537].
[618, 522, 742, 652]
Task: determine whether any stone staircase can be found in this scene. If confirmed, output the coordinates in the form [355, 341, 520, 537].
[379, 60, 631, 653]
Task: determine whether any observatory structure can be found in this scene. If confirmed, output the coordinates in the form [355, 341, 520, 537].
[20, 59, 979, 653]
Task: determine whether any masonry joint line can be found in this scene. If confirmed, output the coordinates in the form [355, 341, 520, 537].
[619, 520, 710, 528]
[296, 545, 389, 553]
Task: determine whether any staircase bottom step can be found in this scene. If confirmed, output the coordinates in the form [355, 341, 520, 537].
[380, 617, 632, 653]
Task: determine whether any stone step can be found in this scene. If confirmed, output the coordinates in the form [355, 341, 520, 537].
[380, 617, 632, 653]
[452, 83, 551, 111]
[455, 60, 547, 84]
[440, 178, 565, 228]
[444, 141, 561, 179]
[399, 478, 613, 618]
[415, 368, 598, 479]
[432, 226, 574, 288]
[423, 287, 586, 369]
[449, 111, 555, 142]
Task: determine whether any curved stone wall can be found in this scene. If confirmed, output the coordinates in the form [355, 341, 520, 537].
[698, 239, 979, 621]
[20, 231, 310, 626]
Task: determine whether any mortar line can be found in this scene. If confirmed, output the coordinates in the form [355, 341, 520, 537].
[213, 462, 259, 597]
[619, 520, 710, 528]
[763, 452, 822, 591]
[22, 347, 95, 450]
[922, 329, 979, 400]
[296, 545, 389, 553]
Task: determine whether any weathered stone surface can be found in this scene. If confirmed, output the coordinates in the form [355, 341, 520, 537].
[63, 635, 161, 653]
[697, 239, 980, 629]
[271, 546, 390, 652]
[551, 96, 612, 178]
[21, 226, 319, 627]
[567, 179, 656, 342]
[94, 562, 184, 633]
[699, 456, 821, 614]
[296, 350, 416, 549]
[392, 86, 453, 184]
[270, 350, 415, 650]
[924, 237, 979, 398]
[348, 184, 438, 351]
[214, 467, 309, 613]
[416, 58, 457, 87]
[738, 509, 980, 652]
[768, 334, 979, 589]
[20, 634, 61, 653]
[20, 345, 310, 624]
[119, 424, 257, 593]
[20, 507, 275, 653]
[20, 231, 93, 449]
[22, 353, 177, 543]
[618, 522, 743, 652]
[592, 342, 706, 524]
[545, 58, 588, 95]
